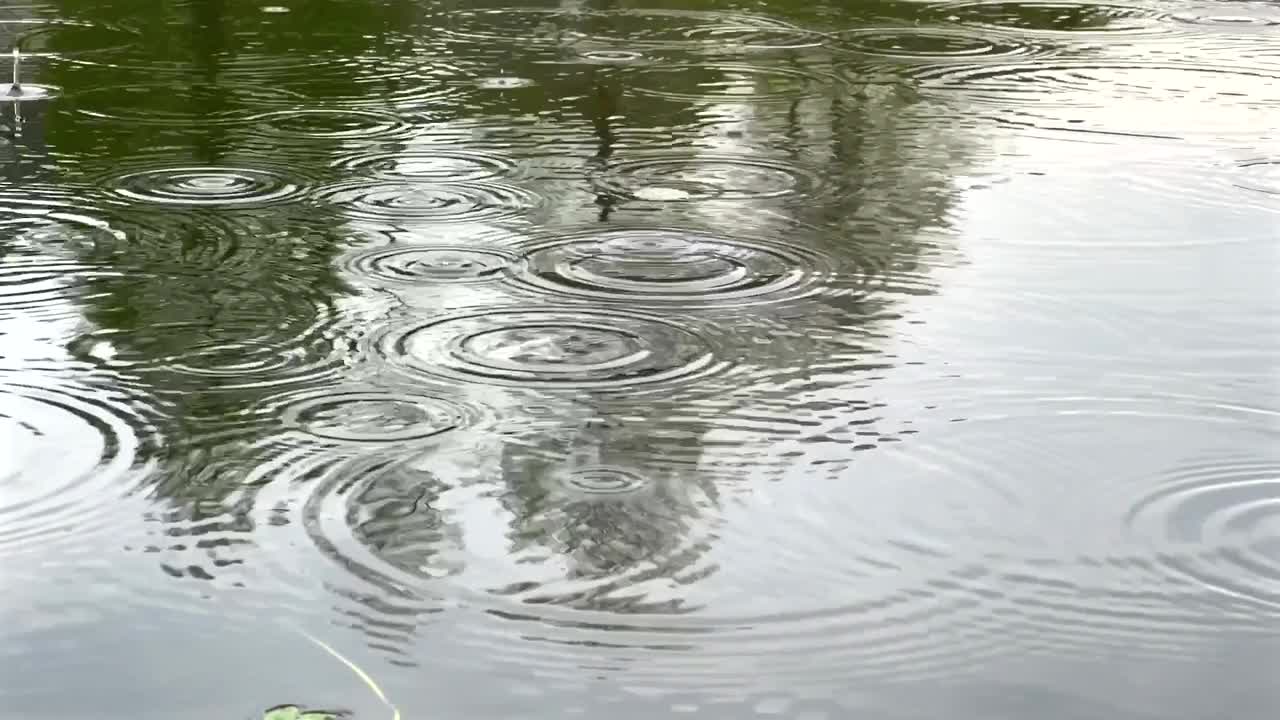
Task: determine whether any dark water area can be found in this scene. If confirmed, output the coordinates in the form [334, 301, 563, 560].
[1, 0, 1278, 717]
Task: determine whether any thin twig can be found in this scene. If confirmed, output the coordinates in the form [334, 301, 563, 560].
[287, 623, 402, 720]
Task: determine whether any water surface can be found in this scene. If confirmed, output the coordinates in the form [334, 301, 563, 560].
[1, 0, 1279, 718]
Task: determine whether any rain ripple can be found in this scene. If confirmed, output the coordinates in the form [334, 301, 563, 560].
[66, 277, 381, 394]
[343, 244, 517, 285]
[247, 108, 415, 144]
[332, 148, 519, 183]
[931, 0, 1172, 36]
[70, 82, 303, 126]
[1126, 456, 1280, 612]
[594, 152, 821, 202]
[245, 414, 724, 645]
[3, 16, 140, 57]
[437, 7, 824, 52]
[269, 386, 486, 446]
[313, 180, 541, 224]
[913, 61, 1280, 139]
[370, 305, 730, 395]
[0, 379, 165, 558]
[104, 165, 313, 207]
[504, 225, 843, 307]
[624, 62, 835, 104]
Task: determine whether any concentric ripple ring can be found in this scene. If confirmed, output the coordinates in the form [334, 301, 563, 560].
[596, 153, 820, 201]
[106, 166, 310, 207]
[314, 181, 541, 224]
[277, 390, 477, 444]
[374, 307, 722, 391]
[507, 225, 836, 305]
[344, 245, 517, 284]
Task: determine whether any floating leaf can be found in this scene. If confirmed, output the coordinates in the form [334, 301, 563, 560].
[261, 706, 301, 720]
[261, 704, 344, 720]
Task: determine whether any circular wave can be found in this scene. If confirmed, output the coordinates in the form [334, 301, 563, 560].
[240, 392, 1280, 687]
[558, 465, 649, 495]
[1169, 3, 1280, 28]
[247, 416, 725, 625]
[0, 255, 127, 319]
[594, 153, 820, 202]
[437, 7, 823, 51]
[372, 306, 725, 392]
[932, 0, 1169, 35]
[1126, 457, 1280, 611]
[313, 180, 541, 224]
[273, 56, 467, 110]
[574, 49, 648, 65]
[832, 25, 1048, 61]
[248, 108, 413, 142]
[625, 63, 832, 103]
[104, 166, 312, 207]
[506, 225, 838, 306]
[70, 82, 303, 126]
[333, 149, 518, 182]
[275, 388, 481, 444]
[914, 61, 1280, 138]
[343, 244, 516, 285]
[439, 427, 1025, 692]
[0, 380, 164, 558]
[66, 280, 373, 393]
[5, 17, 140, 57]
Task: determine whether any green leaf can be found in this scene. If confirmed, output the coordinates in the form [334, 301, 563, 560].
[261, 706, 302, 720]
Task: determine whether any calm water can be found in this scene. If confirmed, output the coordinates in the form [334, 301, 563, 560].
[1, 0, 1279, 718]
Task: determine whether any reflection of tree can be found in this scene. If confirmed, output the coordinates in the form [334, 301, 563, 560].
[490, 408, 721, 614]
[25, 0, 990, 659]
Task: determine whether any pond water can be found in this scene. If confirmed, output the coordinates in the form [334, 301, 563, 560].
[1, 0, 1278, 718]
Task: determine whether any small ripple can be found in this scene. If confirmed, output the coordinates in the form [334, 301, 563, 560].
[70, 82, 302, 126]
[506, 225, 839, 306]
[594, 153, 820, 202]
[250, 416, 724, 627]
[272, 388, 481, 445]
[574, 49, 648, 65]
[624, 63, 833, 104]
[4, 16, 140, 57]
[1169, 2, 1280, 28]
[438, 7, 823, 51]
[933, 0, 1169, 35]
[1235, 159, 1280, 195]
[1126, 458, 1280, 611]
[273, 56, 467, 110]
[914, 61, 1280, 138]
[103, 165, 312, 207]
[371, 305, 727, 393]
[0, 254, 128, 319]
[0, 379, 164, 558]
[66, 282, 376, 393]
[342, 244, 517, 285]
[247, 108, 413, 143]
[832, 25, 1046, 61]
[332, 149, 518, 182]
[313, 180, 541, 224]
[559, 466, 649, 496]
